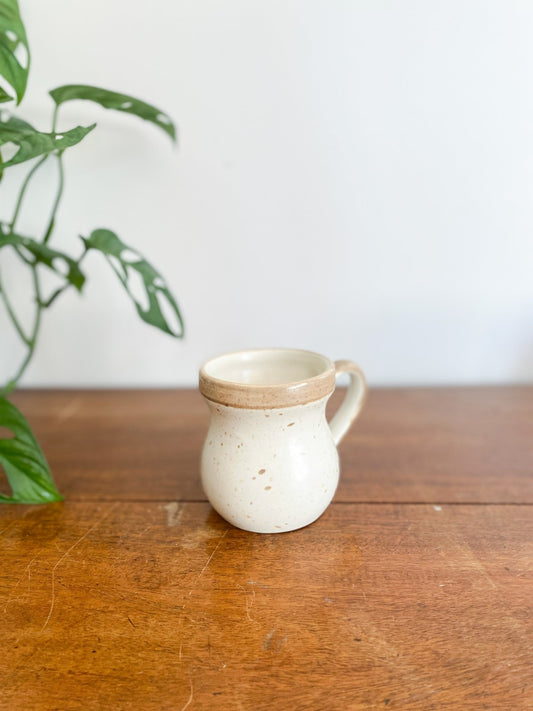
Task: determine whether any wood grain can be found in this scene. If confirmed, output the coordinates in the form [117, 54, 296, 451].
[7, 386, 533, 503]
[1, 502, 531, 710]
[1, 387, 532, 710]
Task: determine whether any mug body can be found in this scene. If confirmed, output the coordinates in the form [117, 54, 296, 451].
[201, 397, 339, 533]
[199, 349, 338, 533]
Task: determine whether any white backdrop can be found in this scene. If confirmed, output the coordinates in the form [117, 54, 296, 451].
[1, 0, 532, 387]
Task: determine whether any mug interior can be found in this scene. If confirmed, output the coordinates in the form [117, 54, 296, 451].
[202, 349, 332, 387]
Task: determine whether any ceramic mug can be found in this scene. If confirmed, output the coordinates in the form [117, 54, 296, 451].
[199, 348, 367, 533]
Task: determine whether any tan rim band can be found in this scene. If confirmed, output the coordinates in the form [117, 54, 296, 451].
[199, 363, 336, 409]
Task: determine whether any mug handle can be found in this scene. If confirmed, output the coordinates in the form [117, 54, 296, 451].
[328, 360, 367, 446]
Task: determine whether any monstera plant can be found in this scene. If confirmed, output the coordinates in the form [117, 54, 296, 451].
[0, 0, 184, 503]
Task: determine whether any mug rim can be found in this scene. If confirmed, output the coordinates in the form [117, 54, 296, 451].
[199, 348, 336, 409]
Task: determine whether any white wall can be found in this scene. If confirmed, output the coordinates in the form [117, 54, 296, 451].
[1, 0, 532, 387]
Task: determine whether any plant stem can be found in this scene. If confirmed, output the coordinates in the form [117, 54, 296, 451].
[42, 152, 64, 244]
[1, 153, 49, 393]
[0, 271, 30, 345]
[0, 105, 67, 395]
[51, 104, 59, 133]
[10, 155, 49, 232]
[41, 105, 64, 245]
[0, 264, 42, 396]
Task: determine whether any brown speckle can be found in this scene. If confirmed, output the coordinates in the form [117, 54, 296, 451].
[265, 414, 270, 418]
[249, 501, 253, 505]
[264, 486, 272, 491]
[252, 477, 256, 480]
[258, 469, 266, 475]
[275, 526, 282, 529]
[287, 422, 295, 427]
[220, 442, 224, 446]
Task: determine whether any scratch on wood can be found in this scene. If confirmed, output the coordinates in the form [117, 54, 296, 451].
[446, 535, 497, 590]
[40, 503, 117, 633]
[247, 585, 256, 621]
[191, 529, 229, 589]
[0, 520, 18, 537]
[237, 583, 255, 621]
[3, 555, 38, 612]
[180, 677, 194, 711]
[127, 615, 136, 628]
[137, 525, 153, 538]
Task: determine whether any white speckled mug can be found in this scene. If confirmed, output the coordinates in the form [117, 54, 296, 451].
[199, 348, 367, 533]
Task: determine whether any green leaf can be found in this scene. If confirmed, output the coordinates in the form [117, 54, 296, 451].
[83, 228, 184, 337]
[0, 114, 95, 169]
[0, 226, 85, 291]
[0, 0, 30, 104]
[0, 397, 62, 503]
[49, 84, 175, 142]
[0, 85, 13, 103]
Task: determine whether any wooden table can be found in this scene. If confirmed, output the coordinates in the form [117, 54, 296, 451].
[1, 387, 532, 710]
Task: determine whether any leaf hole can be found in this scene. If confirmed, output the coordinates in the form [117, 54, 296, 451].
[157, 113, 171, 125]
[5, 30, 17, 42]
[55, 134, 64, 140]
[121, 101, 133, 109]
[13, 42, 28, 70]
[155, 290, 182, 335]
[1, 142, 18, 161]
[127, 267, 151, 313]
[107, 255, 126, 279]
[153, 276, 165, 289]
[120, 248, 139, 264]
[0, 111, 10, 123]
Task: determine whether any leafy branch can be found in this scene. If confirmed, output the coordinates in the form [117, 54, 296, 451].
[0, 0, 183, 503]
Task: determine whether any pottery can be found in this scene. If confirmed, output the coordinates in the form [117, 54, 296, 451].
[199, 348, 367, 533]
